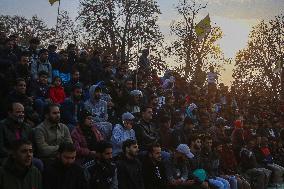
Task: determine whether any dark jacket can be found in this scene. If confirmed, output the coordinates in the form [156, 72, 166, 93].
[0, 48, 17, 69]
[7, 90, 33, 108]
[239, 147, 259, 172]
[84, 159, 118, 189]
[200, 148, 220, 177]
[0, 118, 33, 159]
[257, 127, 279, 140]
[43, 159, 87, 189]
[64, 80, 83, 97]
[141, 156, 168, 189]
[0, 157, 42, 189]
[7, 63, 31, 88]
[0, 48, 17, 99]
[172, 127, 194, 148]
[48, 51, 59, 66]
[30, 81, 49, 99]
[88, 57, 103, 83]
[254, 146, 274, 166]
[116, 155, 144, 189]
[134, 120, 159, 151]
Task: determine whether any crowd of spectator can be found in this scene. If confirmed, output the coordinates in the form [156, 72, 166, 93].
[0, 34, 284, 189]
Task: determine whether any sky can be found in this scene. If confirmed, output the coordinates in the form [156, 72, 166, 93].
[0, 0, 283, 85]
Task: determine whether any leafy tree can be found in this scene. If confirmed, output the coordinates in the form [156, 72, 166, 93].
[232, 15, 284, 113]
[78, 0, 165, 70]
[54, 10, 84, 48]
[0, 15, 55, 47]
[167, 0, 228, 87]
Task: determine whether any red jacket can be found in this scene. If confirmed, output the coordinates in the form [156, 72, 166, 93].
[48, 86, 66, 104]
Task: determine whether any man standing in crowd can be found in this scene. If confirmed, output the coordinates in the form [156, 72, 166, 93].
[116, 139, 144, 189]
[34, 103, 72, 163]
[141, 143, 168, 189]
[27, 37, 40, 62]
[43, 142, 87, 189]
[0, 139, 42, 189]
[84, 141, 118, 189]
[138, 48, 150, 72]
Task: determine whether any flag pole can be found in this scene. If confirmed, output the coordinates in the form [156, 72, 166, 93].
[55, 0, 61, 40]
[136, 0, 142, 90]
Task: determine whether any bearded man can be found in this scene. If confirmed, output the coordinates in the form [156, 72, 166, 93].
[34, 103, 72, 163]
[0, 102, 32, 163]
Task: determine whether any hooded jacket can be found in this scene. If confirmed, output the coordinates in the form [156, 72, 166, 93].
[84, 84, 108, 123]
[48, 85, 66, 104]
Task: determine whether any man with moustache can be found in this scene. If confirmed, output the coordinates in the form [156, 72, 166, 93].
[43, 142, 87, 189]
[116, 139, 144, 189]
[0, 139, 42, 189]
[0, 102, 32, 163]
[34, 103, 72, 163]
[141, 143, 168, 189]
[84, 141, 118, 189]
[134, 106, 159, 151]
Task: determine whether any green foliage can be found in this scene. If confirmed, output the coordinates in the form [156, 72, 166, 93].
[0, 15, 55, 47]
[166, 0, 229, 86]
[232, 14, 284, 109]
[78, 0, 166, 71]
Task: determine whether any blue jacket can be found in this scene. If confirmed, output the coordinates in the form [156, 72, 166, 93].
[61, 97, 85, 126]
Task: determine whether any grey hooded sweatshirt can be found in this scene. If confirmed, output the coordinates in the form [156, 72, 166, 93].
[84, 84, 108, 123]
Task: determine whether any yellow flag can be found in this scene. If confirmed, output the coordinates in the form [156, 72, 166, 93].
[195, 14, 211, 41]
[49, 0, 59, 6]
